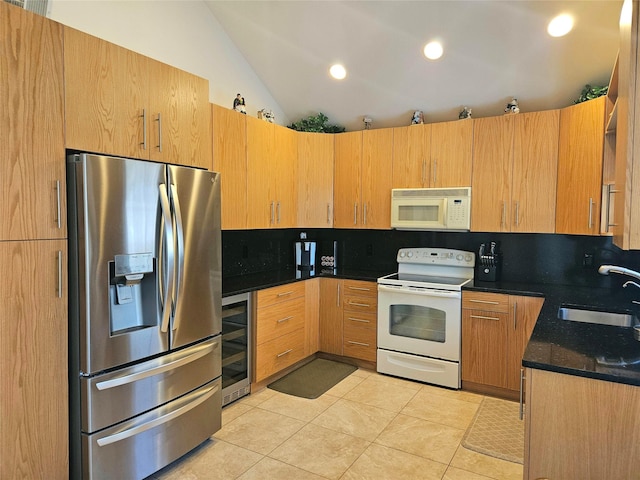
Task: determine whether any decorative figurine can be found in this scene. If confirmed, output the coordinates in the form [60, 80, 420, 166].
[233, 94, 246, 114]
[257, 108, 275, 123]
[504, 97, 520, 114]
[458, 106, 472, 119]
[411, 110, 424, 125]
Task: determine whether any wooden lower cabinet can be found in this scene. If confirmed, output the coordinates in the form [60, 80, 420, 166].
[1, 240, 68, 480]
[462, 291, 543, 396]
[525, 368, 640, 479]
[319, 278, 343, 355]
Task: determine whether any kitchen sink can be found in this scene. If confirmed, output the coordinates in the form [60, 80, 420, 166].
[558, 307, 639, 327]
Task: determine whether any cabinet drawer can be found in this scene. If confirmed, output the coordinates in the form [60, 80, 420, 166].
[256, 282, 305, 307]
[343, 294, 377, 314]
[462, 291, 509, 313]
[256, 296, 306, 345]
[343, 321, 377, 362]
[343, 312, 377, 331]
[255, 329, 306, 382]
[343, 280, 377, 298]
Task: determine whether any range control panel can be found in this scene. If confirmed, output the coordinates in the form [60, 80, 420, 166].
[397, 248, 475, 267]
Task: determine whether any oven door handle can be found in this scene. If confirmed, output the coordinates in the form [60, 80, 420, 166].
[378, 284, 461, 298]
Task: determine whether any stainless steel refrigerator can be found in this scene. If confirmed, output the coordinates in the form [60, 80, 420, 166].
[67, 153, 222, 480]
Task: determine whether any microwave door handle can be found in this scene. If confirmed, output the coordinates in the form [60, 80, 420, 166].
[378, 284, 461, 298]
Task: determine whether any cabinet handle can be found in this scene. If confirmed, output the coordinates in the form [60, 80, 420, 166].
[327, 204, 331, 224]
[513, 301, 517, 330]
[354, 203, 358, 225]
[276, 348, 293, 358]
[140, 109, 147, 150]
[468, 299, 499, 305]
[348, 301, 371, 308]
[337, 283, 341, 307]
[276, 290, 294, 297]
[519, 368, 525, 420]
[270, 201, 275, 224]
[433, 159, 437, 184]
[348, 317, 370, 323]
[277, 201, 281, 224]
[470, 314, 499, 321]
[363, 203, 368, 225]
[347, 341, 369, 347]
[57, 250, 63, 298]
[422, 160, 427, 185]
[54, 180, 61, 229]
[501, 201, 506, 227]
[348, 286, 372, 292]
[588, 197, 594, 230]
[277, 315, 293, 324]
[514, 201, 520, 226]
[155, 113, 163, 152]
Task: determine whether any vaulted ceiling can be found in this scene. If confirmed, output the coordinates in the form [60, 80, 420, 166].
[206, 0, 622, 131]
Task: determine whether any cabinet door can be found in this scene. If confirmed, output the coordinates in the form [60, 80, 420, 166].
[246, 117, 275, 229]
[319, 278, 343, 355]
[512, 111, 559, 233]
[1, 5, 66, 241]
[471, 116, 514, 232]
[64, 27, 148, 160]
[298, 132, 335, 227]
[461, 308, 509, 388]
[1, 240, 68, 480]
[556, 97, 605, 235]
[506, 296, 543, 391]
[430, 120, 473, 187]
[392, 124, 431, 188]
[273, 125, 298, 228]
[334, 131, 363, 228]
[305, 278, 320, 356]
[362, 129, 393, 229]
[175, 69, 212, 169]
[212, 104, 247, 230]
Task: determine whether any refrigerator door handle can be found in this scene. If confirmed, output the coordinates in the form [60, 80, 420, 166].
[159, 183, 175, 333]
[96, 382, 219, 447]
[95, 339, 219, 391]
[170, 183, 186, 332]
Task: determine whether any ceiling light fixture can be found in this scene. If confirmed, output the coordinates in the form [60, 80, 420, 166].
[423, 41, 443, 60]
[329, 64, 347, 80]
[547, 14, 574, 37]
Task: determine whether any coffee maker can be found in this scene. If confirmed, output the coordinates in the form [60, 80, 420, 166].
[295, 233, 316, 278]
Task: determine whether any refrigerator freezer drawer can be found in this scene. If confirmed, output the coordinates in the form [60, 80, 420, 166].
[82, 377, 221, 480]
[81, 336, 221, 433]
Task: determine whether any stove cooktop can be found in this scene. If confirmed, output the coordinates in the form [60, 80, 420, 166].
[378, 272, 471, 290]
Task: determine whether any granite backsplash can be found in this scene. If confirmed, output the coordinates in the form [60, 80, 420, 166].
[222, 229, 640, 289]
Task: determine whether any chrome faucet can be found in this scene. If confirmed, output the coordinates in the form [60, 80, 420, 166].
[598, 265, 640, 282]
[623, 280, 640, 290]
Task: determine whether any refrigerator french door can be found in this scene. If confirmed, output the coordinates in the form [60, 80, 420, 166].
[67, 153, 222, 480]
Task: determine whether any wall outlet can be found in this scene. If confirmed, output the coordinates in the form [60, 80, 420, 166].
[582, 253, 594, 267]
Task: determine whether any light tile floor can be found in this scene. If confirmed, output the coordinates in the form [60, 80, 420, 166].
[148, 369, 523, 480]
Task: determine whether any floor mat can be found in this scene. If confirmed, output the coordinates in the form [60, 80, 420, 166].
[267, 358, 357, 399]
[462, 396, 524, 464]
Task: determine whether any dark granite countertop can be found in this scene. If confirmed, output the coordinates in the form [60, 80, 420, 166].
[222, 267, 392, 297]
[465, 280, 640, 387]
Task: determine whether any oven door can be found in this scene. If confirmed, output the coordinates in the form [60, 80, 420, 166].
[377, 284, 461, 361]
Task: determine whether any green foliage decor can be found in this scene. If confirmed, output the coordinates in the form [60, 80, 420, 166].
[288, 112, 345, 133]
[575, 84, 608, 104]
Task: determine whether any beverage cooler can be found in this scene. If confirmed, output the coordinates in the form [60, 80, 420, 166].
[221, 293, 251, 405]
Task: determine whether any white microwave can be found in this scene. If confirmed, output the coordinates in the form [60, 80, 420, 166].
[391, 187, 471, 231]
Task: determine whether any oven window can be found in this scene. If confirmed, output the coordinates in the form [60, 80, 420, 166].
[398, 205, 439, 222]
[389, 304, 446, 342]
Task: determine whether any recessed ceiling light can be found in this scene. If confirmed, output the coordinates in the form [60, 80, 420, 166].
[329, 64, 347, 80]
[423, 41, 443, 60]
[548, 14, 574, 37]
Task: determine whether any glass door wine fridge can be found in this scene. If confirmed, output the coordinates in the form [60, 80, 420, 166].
[221, 293, 251, 406]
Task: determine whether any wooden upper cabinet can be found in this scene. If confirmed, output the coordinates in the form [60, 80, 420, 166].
[392, 120, 472, 189]
[471, 115, 514, 232]
[472, 111, 559, 233]
[334, 131, 363, 228]
[212, 104, 247, 230]
[298, 132, 334, 227]
[362, 129, 393, 229]
[0, 2, 66, 242]
[512, 110, 559, 233]
[64, 27, 211, 169]
[430, 119, 473, 187]
[392, 124, 431, 188]
[246, 118, 297, 229]
[556, 97, 605, 235]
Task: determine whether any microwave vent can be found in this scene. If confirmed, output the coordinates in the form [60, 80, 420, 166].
[392, 187, 470, 198]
